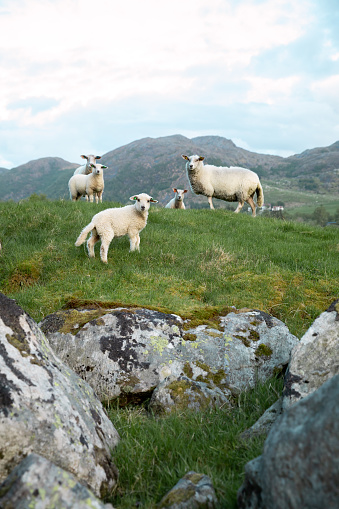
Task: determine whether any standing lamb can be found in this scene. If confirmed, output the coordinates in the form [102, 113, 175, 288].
[165, 188, 188, 209]
[73, 154, 102, 176]
[182, 155, 264, 216]
[68, 163, 107, 203]
[75, 193, 158, 263]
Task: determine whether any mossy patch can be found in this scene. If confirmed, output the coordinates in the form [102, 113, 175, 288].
[40, 309, 107, 335]
[159, 486, 196, 507]
[5, 258, 42, 292]
[194, 361, 226, 387]
[255, 344, 273, 358]
[184, 472, 204, 484]
[234, 335, 251, 347]
[249, 329, 260, 341]
[183, 362, 193, 378]
[183, 333, 197, 342]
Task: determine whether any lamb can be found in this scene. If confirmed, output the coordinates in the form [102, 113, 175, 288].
[73, 154, 102, 176]
[165, 188, 188, 209]
[182, 155, 264, 216]
[75, 193, 158, 263]
[68, 163, 107, 203]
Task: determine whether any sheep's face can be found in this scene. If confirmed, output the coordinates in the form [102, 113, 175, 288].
[130, 193, 158, 212]
[82, 154, 102, 166]
[173, 188, 188, 201]
[182, 155, 204, 171]
[90, 163, 107, 175]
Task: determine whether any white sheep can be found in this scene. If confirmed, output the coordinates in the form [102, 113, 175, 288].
[68, 163, 107, 203]
[182, 155, 264, 216]
[165, 188, 188, 209]
[75, 193, 158, 263]
[73, 154, 102, 176]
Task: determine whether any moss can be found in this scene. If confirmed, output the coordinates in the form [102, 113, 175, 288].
[184, 472, 204, 484]
[183, 362, 193, 378]
[194, 361, 226, 387]
[249, 329, 260, 341]
[6, 334, 30, 357]
[234, 335, 251, 347]
[255, 344, 273, 357]
[159, 486, 196, 507]
[183, 333, 197, 342]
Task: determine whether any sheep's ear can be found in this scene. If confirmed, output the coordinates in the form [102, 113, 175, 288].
[150, 198, 158, 203]
[173, 188, 177, 193]
[130, 195, 138, 201]
[95, 155, 101, 160]
[182, 155, 189, 160]
[184, 189, 188, 193]
[198, 156, 205, 161]
[102, 165, 107, 169]
[81, 155, 88, 160]
[90, 163, 96, 168]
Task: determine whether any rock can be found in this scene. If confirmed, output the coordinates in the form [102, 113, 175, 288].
[0, 453, 114, 509]
[0, 292, 119, 497]
[157, 471, 218, 509]
[282, 299, 339, 410]
[149, 375, 231, 415]
[40, 307, 298, 405]
[237, 375, 339, 509]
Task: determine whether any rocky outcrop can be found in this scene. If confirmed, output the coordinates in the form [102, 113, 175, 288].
[157, 471, 218, 509]
[0, 453, 114, 509]
[237, 375, 339, 509]
[0, 293, 119, 497]
[40, 307, 298, 408]
[282, 299, 339, 410]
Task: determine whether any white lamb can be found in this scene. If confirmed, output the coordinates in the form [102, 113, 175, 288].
[165, 188, 188, 209]
[75, 193, 158, 263]
[73, 154, 102, 176]
[68, 163, 107, 203]
[182, 155, 264, 216]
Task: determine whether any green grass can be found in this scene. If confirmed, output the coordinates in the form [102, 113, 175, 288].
[0, 196, 338, 337]
[106, 376, 283, 509]
[0, 196, 337, 507]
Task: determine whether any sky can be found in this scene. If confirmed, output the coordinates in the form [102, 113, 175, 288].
[0, 0, 338, 168]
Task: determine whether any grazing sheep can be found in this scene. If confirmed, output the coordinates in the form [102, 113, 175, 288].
[182, 155, 264, 216]
[165, 188, 188, 209]
[73, 154, 102, 176]
[75, 193, 158, 263]
[68, 163, 107, 203]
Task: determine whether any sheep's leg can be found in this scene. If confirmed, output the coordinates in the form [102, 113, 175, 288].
[129, 233, 140, 252]
[88, 193, 94, 203]
[234, 201, 244, 213]
[208, 196, 215, 209]
[85, 196, 89, 202]
[87, 229, 100, 258]
[95, 193, 99, 204]
[100, 231, 114, 263]
[247, 197, 256, 217]
[97, 191, 103, 203]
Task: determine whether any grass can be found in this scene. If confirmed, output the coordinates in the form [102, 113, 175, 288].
[0, 196, 338, 337]
[105, 376, 283, 509]
[0, 195, 337, 507]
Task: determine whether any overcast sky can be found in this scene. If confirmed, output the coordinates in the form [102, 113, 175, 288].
[0, 0, 338, 168]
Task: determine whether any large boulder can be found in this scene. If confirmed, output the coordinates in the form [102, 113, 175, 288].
[157, 471, 218, 509]
[40, 307, 298, 404]
[283, 300, 339, 410]
[237, 375, 339, 509]
[0, 293, 119, 497]
[0, 453, 114, 509]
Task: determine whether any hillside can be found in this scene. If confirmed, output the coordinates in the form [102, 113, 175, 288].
[0, 135, 338, 211]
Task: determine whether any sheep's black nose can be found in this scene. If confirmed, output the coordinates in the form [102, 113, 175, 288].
[189, 165, 193, 169]
[141, 205, 145, 210]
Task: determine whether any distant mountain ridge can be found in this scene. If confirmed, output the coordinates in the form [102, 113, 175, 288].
[0, 135, 338, 204]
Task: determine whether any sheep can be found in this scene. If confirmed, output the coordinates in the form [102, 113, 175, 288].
[75, 193, 158, 263]
[165, 188, 188, 209]
[182, 154, 264, 216]
[68, 163, 107, 203]
[73, 154, 102, 176]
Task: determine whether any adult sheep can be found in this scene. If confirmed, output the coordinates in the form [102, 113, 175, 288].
[182, 155, 264, 216]
[73, 154, 102, 176]
[165, 188, 188, 209]
[75, 193, 158, 263]
[68, 163, 107, 203]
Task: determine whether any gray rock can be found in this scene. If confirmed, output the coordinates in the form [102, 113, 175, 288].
[0, 293, 119, 497]
[0, 453, 114, 509]
[41, 307, 298, 405]
[157, 471, 218, 508]
[282, 300, 339, 410]
[237, 374, 339, 509]
[149, 375, 231, 415]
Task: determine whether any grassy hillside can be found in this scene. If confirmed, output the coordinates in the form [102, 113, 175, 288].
[0, 196, 338, 508]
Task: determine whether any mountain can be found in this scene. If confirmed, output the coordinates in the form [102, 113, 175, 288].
[0, 135, 338, 205]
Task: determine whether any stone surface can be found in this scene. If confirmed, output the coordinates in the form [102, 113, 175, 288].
[240, 397, 283, 440]
[40, 307, 298, 404]
[157, 471, 218, 509]
[149, 375, 231, 415]
[0, 453, 114, 509]
[0, 293, 119, 497]
[282, 299, 339, 410]
[237, 375, 339, 509]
